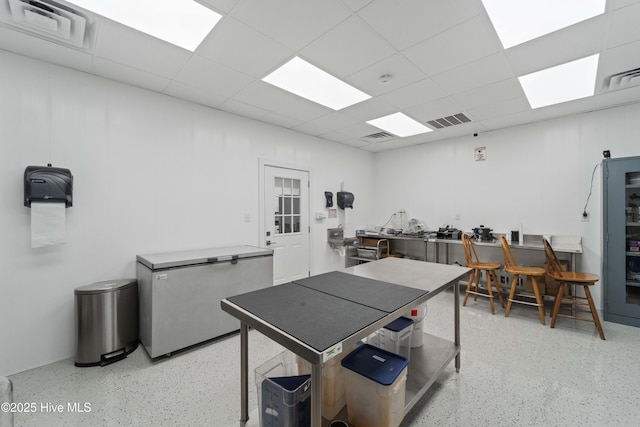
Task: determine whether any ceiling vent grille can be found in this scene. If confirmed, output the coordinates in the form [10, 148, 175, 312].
[2, 0, 88, 48]
[602, 67, 640, 92]
[426, 113, 471, 129]
[362, 131, 397, 141]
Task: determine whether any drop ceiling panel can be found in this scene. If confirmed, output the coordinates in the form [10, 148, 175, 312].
[380, 78, 448, 110]
[405, 97, 465, 124]
[596, 40, 640, 87]
[403, 16, 500, 77]
[299, 15, 395, 78]
[163, 81, 228, 109]
[258, 111, 303, 129]
[94, 57, 171, 93]
[606, 2, 640, 48]
[0, 26, 93, 72]
[94, 20, 191, 79]
[431, 53, 514, 95]
[198, 0, 240, 14]
[229, 0, 352, 51]
[343, 0, 374, 12]
[232, 80, 303, 112]
[505, 15, 606, 77]
[195, 17, 293, 78]
[467, 96, 530, 121]
[340, 97, 399, 121]
[174, 55, 253, 98]
[307, 112, 362, 132]
[272, 96, 333, 122]
[358, 0, 483, 51]
[453, 79, 523, 110]
[217, 99, 270, 121]
[346, 54, 427, 97]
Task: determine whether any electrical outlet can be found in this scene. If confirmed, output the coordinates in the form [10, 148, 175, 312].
[500, 275, 506, 284]
[581, 212, 589, 222]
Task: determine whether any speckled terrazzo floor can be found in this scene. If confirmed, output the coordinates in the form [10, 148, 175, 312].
[8, 289, 640, 427]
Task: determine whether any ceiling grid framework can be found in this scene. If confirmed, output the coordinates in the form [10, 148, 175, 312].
[0, 0, 639, 152]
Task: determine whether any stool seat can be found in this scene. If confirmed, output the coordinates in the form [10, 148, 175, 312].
[469, 261, 501, 270]
[548, 271, 599, 283]
[500, 236, 547, 325]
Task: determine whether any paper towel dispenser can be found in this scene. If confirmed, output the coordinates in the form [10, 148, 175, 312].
[24, 165, 73, 207]
[337, 191, 354, 209]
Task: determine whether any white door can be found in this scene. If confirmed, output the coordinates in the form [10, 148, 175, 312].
[263, 166, 310, 285]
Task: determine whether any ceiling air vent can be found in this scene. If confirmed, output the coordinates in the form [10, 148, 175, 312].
[2, 0, 88, 48]
[362, 131, 397, 141]
[426, 113, 471, 130]
[602, 67, 640, 92]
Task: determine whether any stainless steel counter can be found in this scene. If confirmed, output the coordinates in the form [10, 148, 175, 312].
[221, 258, 471, 427]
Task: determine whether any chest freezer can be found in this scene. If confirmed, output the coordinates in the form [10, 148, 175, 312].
[136, 245, 273, 358]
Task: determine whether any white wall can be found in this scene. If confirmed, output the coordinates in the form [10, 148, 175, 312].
[373, 103, 640, 312]
[0, 50, 376, 376]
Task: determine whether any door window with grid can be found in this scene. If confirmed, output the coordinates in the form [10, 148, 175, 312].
[274, 177, 301, 235]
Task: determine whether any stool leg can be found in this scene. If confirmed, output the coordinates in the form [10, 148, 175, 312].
[550, 283, 565, 329]
[473, 270, 481, 302]
[492, 271, 505, 308]
[463, 269, 476, 306]
[486, 270, 496, 315]
[531, 276, 546, 325]
[505, 274, 519, 318]
[584, 285, 606, 340]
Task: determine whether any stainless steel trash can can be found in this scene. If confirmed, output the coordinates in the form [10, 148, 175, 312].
[75, 279, 138, 367]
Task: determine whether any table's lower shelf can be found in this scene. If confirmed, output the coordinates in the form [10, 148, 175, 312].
[244, 332, 458, 427]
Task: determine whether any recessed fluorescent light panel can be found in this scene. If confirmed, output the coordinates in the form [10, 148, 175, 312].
[481, 0, 605, 49]
[262, 57, 371, 110]
[66, 0, 221, 51]
[518, 54, 600, 109]
[367, 113, 433, 138]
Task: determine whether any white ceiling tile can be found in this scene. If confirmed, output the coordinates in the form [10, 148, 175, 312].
[93, 57, 171, 93]
[467, 96, 530, 121]
[259, 112, 303, 129]
[229, 0, 352, 50]
[358, 0, 483, 50]
[380, 78, 448, 109]
[217, 99, 270, 120]
[300, 16, 396, 78]
[196, 17, 293, 78]
[607, 2, 640, 48]
[403, 16, 501, 77]
[174, 55, 254, 98]
[505, 15, 606, 77]
[431, 53, 514, 95]
[291, 122, 326, 136]
[318, 131, 353, 143]
[232, 80, 300, 112]
[0, 26, 93, 72]
[198, 0, 240, 14]
[346, 54, 426, 97]
[453, 79, 523, 110]
[94, 20, 191, 79]
[335, 121, 381, 138]
[307, 112, 362, 132]
[596, 40, 640, 87]
[342, 0, 374, 12]
[273, 97, 333, 122]
[163, 81, 227, 108]
[404, 97, 465, 123]
[340, 97, 399, 121]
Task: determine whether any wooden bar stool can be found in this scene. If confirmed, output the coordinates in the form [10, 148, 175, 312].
[543, 239, 605, 340]
[500, 236, 546, 324]
[462, 233, 504, 314]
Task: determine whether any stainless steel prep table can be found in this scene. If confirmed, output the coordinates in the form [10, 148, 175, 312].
[221, 257, 471, 427]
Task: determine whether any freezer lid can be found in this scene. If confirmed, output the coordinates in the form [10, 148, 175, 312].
[136, 245, 273, 270]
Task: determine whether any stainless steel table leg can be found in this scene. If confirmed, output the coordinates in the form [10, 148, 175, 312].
[454, 278, 461, 373]
[240, 322, 249, 426]
[311, 362, 322, 427]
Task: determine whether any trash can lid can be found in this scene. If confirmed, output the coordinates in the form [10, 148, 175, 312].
[75, 279, 137, 295]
